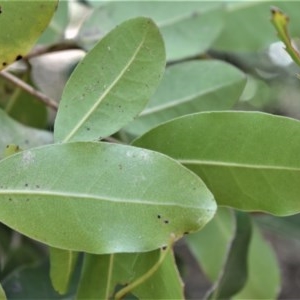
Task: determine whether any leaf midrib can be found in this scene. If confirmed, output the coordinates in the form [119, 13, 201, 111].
[0, 189, 214, 209]
[62, 26, 148, 142]
[141, 79, 241, 116]
[180, 159, 300, 171]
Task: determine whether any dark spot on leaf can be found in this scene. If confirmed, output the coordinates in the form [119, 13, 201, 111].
[24, 139, 29, 145]
[6, 145, 9, 148]
[161, 246, 167, 250]
[86, 127, 90, 131]
[164, 220, 169, 224]
[15, 55, 23, 61]
[9, 198, 12, 201]
[25, 183, 28, 187]
[184, 232, 189, 235]
[157, 215, 161, 219]
[0, 6, 2, 14]
[2, 62, 7, 66]
[36, 185, 40, 189]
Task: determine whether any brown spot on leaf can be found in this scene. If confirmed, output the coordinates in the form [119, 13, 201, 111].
[15, 55, 23, 61]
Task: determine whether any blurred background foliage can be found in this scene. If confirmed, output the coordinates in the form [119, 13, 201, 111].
[1, 1, 300, 299]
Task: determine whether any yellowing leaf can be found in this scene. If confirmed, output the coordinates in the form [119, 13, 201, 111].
[0, 0, 58, 70]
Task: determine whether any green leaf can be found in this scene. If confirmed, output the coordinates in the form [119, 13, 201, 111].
[0, 284, 6, 300]
[270, 6, 300, 67]
[50, 248, 78, 295]
[79, 2, 224, 61]
[213, 2, 300, 52]
[0, 142, 215, 253]
[54, 17, 166, 143]
[186, 208, 235, 282]
[232, 222, 280, 299]
[133, 111, 300, 216]
[77, 250, 183, 300]
[0, 0, 58, 70]
[0, 109, 53, 160]
[206, 212, 252, 299]
[125, 60, 246, 136]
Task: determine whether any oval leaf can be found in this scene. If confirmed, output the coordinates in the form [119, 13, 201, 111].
[0, 142, 215, 253]
[133, 112, 300, 216]
[54, 17, 166, 142]
[125, 60, 246, 136]
[0, 0, 58, 70]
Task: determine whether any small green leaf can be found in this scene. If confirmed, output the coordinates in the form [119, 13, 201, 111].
[0, 142, 215, 253]
[0, 109, 53, 160]
[50, 248, 78, 295]
[125, 60, 246, 136]
[186, 208, 235, 282]
[206, 212, 252, 299]
[270, 6, 300, 67]
[133, 111, 300, 216]
[233, 223, 281, 299]
[54, 17, 166, 142]
[77, 250, 184, 300]
[0, 284, 6, 300]
[3, 144, 21, 158]
[0, 0, 58, 70]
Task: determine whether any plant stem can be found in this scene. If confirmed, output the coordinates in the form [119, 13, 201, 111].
[0, 71, 58, 111]
[105, 254, 115, 300]
[114, 234, 175, 300]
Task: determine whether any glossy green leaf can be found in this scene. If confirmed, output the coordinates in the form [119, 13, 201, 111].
[77, 250, 183, 299]
[206, 212, 252, 299]
[233, 223, 280, 299]
[0, 142, 216, 253]
[0, 0, 58, 70]
[50, 248, 78, 294]
[213, 2, 300, 52]
[0, 284, 6, 300]
[186, 208, 235, 282]
[79, 2, 224, 61]
[134, 111, 300, 216]
[54, 17, 166, 143]
[0, 109, 53, 160]
[125, 60, 246, 136]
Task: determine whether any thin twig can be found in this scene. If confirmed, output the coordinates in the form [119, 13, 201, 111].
[0, 70, 58, 111]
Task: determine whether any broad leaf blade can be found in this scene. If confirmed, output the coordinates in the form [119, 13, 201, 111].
[0, 0, 58, 70]
[0, 142, 215, 253]
[54, 17, 166, 142]
[0, 109, 53, 159]
[125, 60, 246, 136]
[133, 111, 300, 216]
